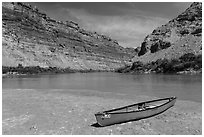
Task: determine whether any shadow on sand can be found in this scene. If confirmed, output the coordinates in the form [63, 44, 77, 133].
[91, 123, 102, 128]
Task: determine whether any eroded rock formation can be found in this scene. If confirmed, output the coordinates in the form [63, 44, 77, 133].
[118, 2, 202, 74]
[135, 2, 202, 63]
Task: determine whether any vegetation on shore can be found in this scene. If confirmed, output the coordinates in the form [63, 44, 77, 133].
[2, 64, 74, 75]
[116, 53, 202, 74]
[2, 64, 110, 76]
[2, 53, 201, 76]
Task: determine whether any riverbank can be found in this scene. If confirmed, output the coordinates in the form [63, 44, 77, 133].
[2, 88, 202, 135]
[2, 65, 112, 78]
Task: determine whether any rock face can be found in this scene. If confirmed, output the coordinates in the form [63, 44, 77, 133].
[135, 2, 202, 63]
[117, 2, 202, 74]
[2, 2, 136, 71]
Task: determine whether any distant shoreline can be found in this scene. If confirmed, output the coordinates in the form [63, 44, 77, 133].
[2, 65, 113, 78]
[2, 62, 202, 78]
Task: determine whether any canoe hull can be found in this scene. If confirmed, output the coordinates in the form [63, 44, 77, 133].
[95, 97, 176, 126]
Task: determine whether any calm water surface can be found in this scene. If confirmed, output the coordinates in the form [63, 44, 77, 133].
[2, 72, 202, 102]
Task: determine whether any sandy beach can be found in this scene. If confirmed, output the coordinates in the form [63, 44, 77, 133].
[2, 88, 202, 135]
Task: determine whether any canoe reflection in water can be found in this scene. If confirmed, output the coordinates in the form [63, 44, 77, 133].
[94, 96, 177, 127]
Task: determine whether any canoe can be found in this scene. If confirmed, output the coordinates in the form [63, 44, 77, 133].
[95, 96, 176, 126]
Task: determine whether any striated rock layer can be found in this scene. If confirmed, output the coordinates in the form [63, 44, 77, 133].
[134, 2, 202, 63]
[2, 2, 136, 71]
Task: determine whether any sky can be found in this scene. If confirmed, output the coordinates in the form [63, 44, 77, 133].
[28, 2, 191, 48]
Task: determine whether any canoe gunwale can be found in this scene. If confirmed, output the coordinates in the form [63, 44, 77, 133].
[95, 96, 176, 115]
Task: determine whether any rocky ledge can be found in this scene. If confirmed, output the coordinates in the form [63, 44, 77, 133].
[2, 2, 136, 74]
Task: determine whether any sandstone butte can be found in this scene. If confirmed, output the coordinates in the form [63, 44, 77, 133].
[2, 2, 136, 72]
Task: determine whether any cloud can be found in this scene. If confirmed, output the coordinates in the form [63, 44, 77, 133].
[62, 8, 169, 48]
[31, 2, 191, 48]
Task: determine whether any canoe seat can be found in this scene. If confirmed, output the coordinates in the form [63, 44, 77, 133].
[138, 103, 146, 110]
[125, 104, 158, 112]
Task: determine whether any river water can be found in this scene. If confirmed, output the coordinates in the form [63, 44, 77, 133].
[2, 72, 202, 102]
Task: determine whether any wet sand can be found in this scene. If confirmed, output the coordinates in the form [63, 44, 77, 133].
[2, 89, 202, 135]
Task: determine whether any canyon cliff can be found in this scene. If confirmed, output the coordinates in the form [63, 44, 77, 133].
[2, 2, 136, 72]
[118, 2, 202, 74]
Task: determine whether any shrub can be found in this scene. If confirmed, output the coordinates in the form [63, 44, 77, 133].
[179, 53, 196, 62]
